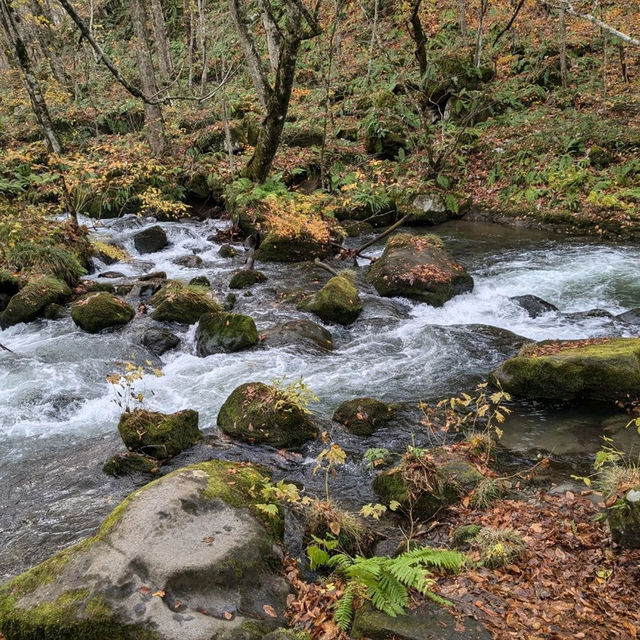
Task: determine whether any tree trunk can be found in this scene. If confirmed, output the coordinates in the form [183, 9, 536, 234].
[258, 0, 280, 74]
[150, 0, 173, 81]
[619, 44, 629, 83]
[28, 0, 68, 85]
[458, 0, 467, 37]
[0, 0, 61, 153]
[184, 0, 195, 91]
[559, 2, 568, 89]
[409, 0, 427, 77]
[474, 0, 488, 67]
[197, 0, 207, 91]
[130, 0, 168, 156]
[243, 38, 300, 182]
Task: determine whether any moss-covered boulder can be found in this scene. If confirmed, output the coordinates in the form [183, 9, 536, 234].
[195, 312, 258, 355]
[71, 292, 135, 333]
[489, 338, 640, 402]
[255, 233, 334, 263]
[150, 281, 221, 324]
[0, 270, 19, 296]
[406, 192, 471, 225]
[297, 274, 363, 325]
[102, 452, 159, 478]
[367, 233, 473, 306]
[0, 461, 290, 640]
[118, 408, 202, 459]
[0, 276, 71, 329]
[333, 397, 396, 436]
[373, 448, 484, 520]
[261, 320, 334, 352]
[229, 269, 267, 289]
[218, 382, 317, 447]
[218, 244, 239, 258]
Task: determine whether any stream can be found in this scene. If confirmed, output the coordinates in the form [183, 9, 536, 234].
[1, 216, 640, 582]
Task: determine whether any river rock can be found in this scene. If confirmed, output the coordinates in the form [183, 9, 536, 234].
[218, 382, 317, 447]
[218, 244, 239, 258]
[43, 303, 68, 320]
[489, 338, 640, 402]
[333, 398, 396, 436]
[71, 292, 135, 333]
[510, 294, 559, 318]
[255, 232, 334, 263]
[150, 281, 221, 324]
[1, 275, 71, 329]
[0, 461, 289, 640]
[195, 312, 258, 355]
[118, 408, 202, 459]
[608, 486, 640, 548]
[142, 328, 180, 355]
[102, 451, 159, 478]
[373, 448, 484, 520]
[229, 269, 267, 289]
[617, 308, 640, 325]
[0, 270, 19, 296]
[563, 308, 614, 321]
[133, 225, 169, 254]
[189, 276, 210, 288]
[367, 234, 473, 306]
[98, 270, 127, 279]
[342, 220, 374, 237]
[261, 319, 334, 352]
[173, 254, 204, 268]
[140, 271, 167, 282]
[407, 192, 471, 225]
[297, 274, 363, 325]
[351, 602, 490, 640]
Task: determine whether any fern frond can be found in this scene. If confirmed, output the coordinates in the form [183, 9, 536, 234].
[334, 583, 357, 631]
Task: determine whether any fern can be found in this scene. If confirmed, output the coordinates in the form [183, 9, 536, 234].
[334, 583, 358, 630]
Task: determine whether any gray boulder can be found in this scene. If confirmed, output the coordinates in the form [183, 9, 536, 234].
[510, 295, 558, 318]
[261, 320, 334, 352]
[134, 226, 169, 254]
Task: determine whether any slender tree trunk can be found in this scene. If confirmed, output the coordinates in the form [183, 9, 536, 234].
[130, 0, 168, 156]
[258, 0, 280, 74]
[0, 0, 61, 153]
[29, 0, 67, 85]
[197, 0, 207, 91]
[150, 0, 173, 81]
[409, 0, 427, 77]
[458, 0, 467, 37]
[474, 0, 488, 67]
[619, 44, 629, 83]
[366, 0, 379, 82]
[559, 2, 568, 89]
[184, 0, 195, 91]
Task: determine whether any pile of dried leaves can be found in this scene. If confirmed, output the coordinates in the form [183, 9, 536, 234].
[521, 338, 611, 358]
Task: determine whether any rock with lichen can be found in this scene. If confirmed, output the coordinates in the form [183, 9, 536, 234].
[71, 292, 135, 333]
[297, 274, 363, 325]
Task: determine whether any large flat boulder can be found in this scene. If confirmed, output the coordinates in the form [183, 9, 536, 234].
[0, 461, 289, 640]
[489, 338, 640, 402]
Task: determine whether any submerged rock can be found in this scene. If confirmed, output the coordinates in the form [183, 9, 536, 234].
[150, 281, 221, 324]
[141, 328, 180, 355]
[229, 269, 267, 289]
[195, 312, 258, 355]
[510, 294, 559, 318]
[218, 382, 317, 447]
[173, 254, 203, 268]
[133, 225, 168, 254]
[261, 319, 334, 352]
[189, 276, 210, 288]
[297, 274, 363, 325]
[102, 451, 159, 478]
[367, 233, 473, 306]
[118, 408, 202, 459]
[489, 338, 640, 402]
[1, 276, 71, 329]
[0, 461, 289, 640]
[617, 308, 640, 325]
[71, 292, 135, 333]
[218, 244, 238, 258]
[333, 397, 396, 435]
[43, 303, 68, 320]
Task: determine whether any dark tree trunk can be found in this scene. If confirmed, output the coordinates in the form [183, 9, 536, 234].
[150, 0, 173, 81]
[409, 0, 427, 77]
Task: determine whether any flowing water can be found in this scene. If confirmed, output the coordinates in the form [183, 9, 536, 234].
[1, 216, 640, 580]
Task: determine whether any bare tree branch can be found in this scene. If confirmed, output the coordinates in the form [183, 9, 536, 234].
[559, 1, 640, 47]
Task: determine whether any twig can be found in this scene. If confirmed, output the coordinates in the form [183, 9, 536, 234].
[313, 258, 340, 276]
[0, 341, 14, 354]
[355, 213, 411, 256]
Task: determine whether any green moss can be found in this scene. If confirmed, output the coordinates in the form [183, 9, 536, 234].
[70, 292, 134, 333]
[255, 233, 333, 263]
[297, 274, 363, 325]
[333, 397, 396, 435]
[1, 276, 71, 329]
[118, 409, 202, 459]
[489, 338, 640, 401]
[102, 452, 159, 477]
[195, 312, 258, 355]
[150, 280, 221, 323]
[229, 269, 267, 289]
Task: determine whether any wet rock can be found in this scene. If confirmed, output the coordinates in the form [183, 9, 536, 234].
[224, 292, 237, 311]
[93, 240, 126, 265]
[218, 382, 317, 447]
[1, 276, 71, 329]
[0, 294, 11, 314]
[0, 271, 20, 296]
[617, 308, 640, 325]
[150, 281, 221, 324]
[489, 338, 640, 402]
[608, 486, 640, 548]
[98, 270, 127, 279]
[102, 451, 159, 478]
[142, 328, 180, 355]
[262, 630, 310, 640]
[189, 276, 210, 288]
[342, 220, 374, 237]
[564, 308, 614, 321]
[261, 319, 334, 352]
[297, 274, 363, 325]
[0, 461, 289, 639]
[333, 398, 396, 436]
[71, 292, 135, 333]
[407, 192, 471, 225]
[255, 233, 334, 263]
[373, 448, 484, 520]
[139, 271, 167, 281]
[195, 312, 258, 355]
[510, 294, 559, 318]
[218, 244, 239, 258]
[118, 408, 202, 459]
[133, 225, 169, 254]
[173, 254, 204, 268]
[43, 303, 68, 320]
[367, 233, 473, 306]
[351, 602, 491, 640]
[229, 269, 267, 289]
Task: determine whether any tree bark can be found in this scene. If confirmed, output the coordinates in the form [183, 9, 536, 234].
[130, 0, 169, 156]
[0, 0, 61, 153]
[458, 0, 467, 37]
[150, 0, 173, 81]
[184, 0, 195, 91]
[197, 0, 208, 91]
[409, 0, 427, 77]
[258, 0, 281, 74]
[474, 0, 488, 67]
[564, 2, 640, 47]
[559, 1, 568, 88]
[28, 0, 68, 85]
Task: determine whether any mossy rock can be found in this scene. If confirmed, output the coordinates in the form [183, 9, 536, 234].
[71, 292, 135, 333]
[103, 452, 159, 478]
[0, 461, 289, 640]
[367, 233, 473, 306]
[43, 303, 68, 320]
[297, 275, 363, 325]
[406, 192, 471, 225]
[282, 123, 324, 148]
[333, 397, 396, 436]
[150, 281, 221, 324]
[229, 269, 267, 289]
[255, 233, 334, 263]
[262, 630, 311, 640]
[195, 312, 258, 355]
[0, 270, 19, 296]
[219, 244, 239, 258]
[118, 408, 202, 460]
[342, 220, 374, 237]
[0, 276, 71, 329]
[608, 486, 640, 548]
[218, 382, 317, 447]
[260, 320, 334, 352]
[372, 448, 483, 520]
[489, 338, 640, 402]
